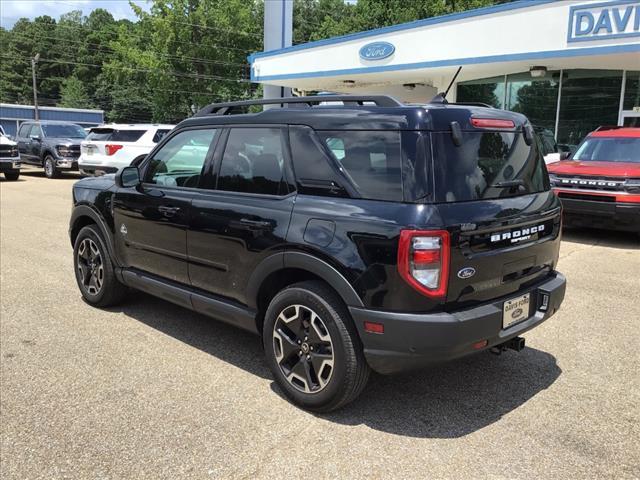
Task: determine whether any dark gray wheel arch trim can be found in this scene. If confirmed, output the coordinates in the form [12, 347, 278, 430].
[69, 204, 120, 268]
[246, 251, 364, 310]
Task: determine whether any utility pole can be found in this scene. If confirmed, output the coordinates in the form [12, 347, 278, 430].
[31, 53, 40, 120]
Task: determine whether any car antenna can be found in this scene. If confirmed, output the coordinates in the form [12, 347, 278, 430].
[430, 66, 462, 104]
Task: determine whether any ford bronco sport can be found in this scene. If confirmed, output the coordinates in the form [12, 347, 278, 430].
[69, 95, 566, 411]
[547, 126, 640, 233]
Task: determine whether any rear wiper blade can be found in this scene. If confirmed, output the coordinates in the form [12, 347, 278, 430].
[490, 179, 525, 189]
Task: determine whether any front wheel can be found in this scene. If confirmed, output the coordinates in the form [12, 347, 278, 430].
[4, 170, 19, 181]
[263, 281, 370, 412]
[73, 224, 127, 307]
[44, 155, 59, 179]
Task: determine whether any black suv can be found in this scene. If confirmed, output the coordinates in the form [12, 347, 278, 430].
[69, 95, 566, 411]
[16, 121, 86, 178]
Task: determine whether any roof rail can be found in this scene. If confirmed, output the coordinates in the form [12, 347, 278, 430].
[193, 95, 403, 117]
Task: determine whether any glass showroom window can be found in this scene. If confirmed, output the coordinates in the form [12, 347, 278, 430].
[623, 71, 640, 111]
[556, 70, 623, 149]
[505, 71, 560, 133]
[457, 75, 505, 109]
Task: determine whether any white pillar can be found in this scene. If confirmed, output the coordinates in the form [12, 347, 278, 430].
[263, 0, 293, 102]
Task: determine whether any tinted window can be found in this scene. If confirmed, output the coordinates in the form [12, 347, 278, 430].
[318, 130, 402, 202]
[217, 128, 286, 196]
[18, 124, 31, 137]
[145, 129, 217, 188]
[573, 137, 640, 163]
[111, 130, 145, 142]
[29, 125, 42, 138]
[153, 129, 171, 143]
[432, 131, 549, 202]
[41, 124, 86, 138]
[86, 129, 146, 142]
[289, 126, 348, 197]
[86, 128, 113, 141]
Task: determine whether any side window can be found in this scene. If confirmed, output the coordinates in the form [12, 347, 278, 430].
[289, 126, 348, 197]
[217, 128, 286, 196]
[29, 125, 42, 138]
[145, 128, 217, 188]
[318, 130, 403, 202]
[18, 124, 31, 138]
[152, 129, 171, 143]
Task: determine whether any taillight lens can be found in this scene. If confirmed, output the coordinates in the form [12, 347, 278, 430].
[471, 118, 515, 129]
[398, 229, 450, 298]
[105, 144, 123, 156]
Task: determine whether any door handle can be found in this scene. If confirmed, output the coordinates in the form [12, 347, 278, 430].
[158, 205, 181, 217]
[239, 218, 271, 229]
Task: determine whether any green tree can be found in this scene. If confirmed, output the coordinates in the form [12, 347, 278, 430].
[59, 76, 92, 108]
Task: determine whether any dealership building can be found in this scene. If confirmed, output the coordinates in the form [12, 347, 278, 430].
[0, 104, 104, 136]
[251, 0, 640, 148]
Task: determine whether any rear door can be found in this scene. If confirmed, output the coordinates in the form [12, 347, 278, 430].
[112, 127, 219, 284]
[187, 126, 295, 305]
[429, 127, 561, 308]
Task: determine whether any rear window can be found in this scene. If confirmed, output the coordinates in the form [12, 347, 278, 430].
[431, 130, 549, 202]
[318, 130, 402, 202]
[573, 136, 640, 163]
[86, 129, 145, 142]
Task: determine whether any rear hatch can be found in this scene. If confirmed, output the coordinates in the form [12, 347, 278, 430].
[81, 128, 149, 164]
[429, 118, 561, 309]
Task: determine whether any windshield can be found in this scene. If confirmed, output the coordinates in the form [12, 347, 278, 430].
[431, 130, 549, 202]
[42, 124, 86, 138]
[573, 137, 640, 163]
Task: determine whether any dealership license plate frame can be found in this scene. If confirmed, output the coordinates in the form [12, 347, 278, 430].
[502, 293, 530, 329]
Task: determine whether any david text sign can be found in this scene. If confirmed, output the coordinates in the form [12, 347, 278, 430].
[568, 0, 640, 42]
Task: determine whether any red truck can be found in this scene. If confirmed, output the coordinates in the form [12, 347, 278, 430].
[547, 127, 640, 234]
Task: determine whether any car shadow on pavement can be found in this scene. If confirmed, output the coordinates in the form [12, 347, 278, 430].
[110, 292, 272, 380]
[115, 292, 561, 438]
[562, 227, 639, 249]
[315, 347, 561, 438]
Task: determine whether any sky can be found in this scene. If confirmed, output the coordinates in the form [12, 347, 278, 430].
[0, 0, 151, 29]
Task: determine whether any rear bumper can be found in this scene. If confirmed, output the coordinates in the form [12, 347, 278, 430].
[559, 196, 640, 232]
[79, 165, 119, 175]
[350, 272, 566, 374]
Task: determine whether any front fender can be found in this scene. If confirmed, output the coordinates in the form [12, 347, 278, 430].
[69, 204, 120, 267]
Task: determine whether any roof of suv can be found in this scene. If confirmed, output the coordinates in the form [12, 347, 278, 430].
[590, 127, 640, 138]
[179, 96, 529, 132]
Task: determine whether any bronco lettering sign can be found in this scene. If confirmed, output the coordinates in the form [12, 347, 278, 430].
[568, 0, 640, 42]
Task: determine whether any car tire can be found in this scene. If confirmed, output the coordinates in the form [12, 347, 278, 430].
[44, 155, 59, 179]
[73, 224, 127, 307]
[4, 171, 20, 181]
[263, 280, 370, 412]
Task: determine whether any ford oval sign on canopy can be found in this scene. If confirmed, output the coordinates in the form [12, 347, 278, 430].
[359, 42, 395, 61]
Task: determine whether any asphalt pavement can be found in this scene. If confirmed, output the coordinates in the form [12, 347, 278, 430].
[1, 169, 639, 479]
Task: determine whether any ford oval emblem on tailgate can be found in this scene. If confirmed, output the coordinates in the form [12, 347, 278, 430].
[457, 267, 476, 279]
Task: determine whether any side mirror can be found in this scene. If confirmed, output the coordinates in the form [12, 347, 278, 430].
[31, 135, 41, 141]
[116, 166, 140, 188]
[560, 151, 570, 160]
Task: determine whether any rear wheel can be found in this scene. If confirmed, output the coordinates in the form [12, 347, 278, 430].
[4, 171, 19, 181]
[263, 281, 370, 412]
[44, 155, 59, 179]
[73, 224, 127, 307]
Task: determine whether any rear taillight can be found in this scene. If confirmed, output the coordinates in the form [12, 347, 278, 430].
[471, 118, 515, 129]
[105, 144, 123, 156]
[398, 230, 450, 298]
